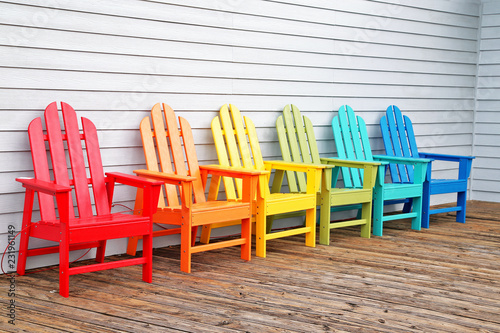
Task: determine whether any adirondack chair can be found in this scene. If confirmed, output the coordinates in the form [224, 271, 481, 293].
[380, 105, 475, 228]
[332, 105, 430, 236]
[126, 103, 262, 273]
[16, 102, 162, 297]
[276, 105, 379, 245]
[201, 104, 322, 258]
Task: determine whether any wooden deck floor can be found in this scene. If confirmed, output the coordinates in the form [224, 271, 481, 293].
[2, 201, 500, 332]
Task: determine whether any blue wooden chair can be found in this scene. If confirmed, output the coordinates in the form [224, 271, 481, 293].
[332, 105, 430, 236]
[380, 105, 475, 228]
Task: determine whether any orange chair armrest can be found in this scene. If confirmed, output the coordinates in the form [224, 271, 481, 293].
[106, 172, 163, 188]
[133, 169, 196, 185]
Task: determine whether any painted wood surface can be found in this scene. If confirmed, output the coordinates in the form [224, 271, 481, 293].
[15, 102, 162, 297]
[0, 0, 482, 270]
[380, 105, 474, 228]
[276, 104, 378, 245]
[127, 103, 261, 273]
[4, 201, 500, 331]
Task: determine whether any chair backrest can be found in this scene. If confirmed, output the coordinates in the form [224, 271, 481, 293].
[379, 105, 418, 184]
[211, 104, 269, 200]
[276, 104, 321, 193]
[28, 102, 109, 221]
[331, 105, 372, 189]
[140, 103, 205, 207]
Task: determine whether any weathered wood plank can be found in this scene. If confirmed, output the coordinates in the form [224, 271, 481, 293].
[1, 201, 499, 332]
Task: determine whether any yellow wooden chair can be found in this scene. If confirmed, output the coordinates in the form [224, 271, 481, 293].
[126, 103, 263, 273]
[200, 104, 323, 258]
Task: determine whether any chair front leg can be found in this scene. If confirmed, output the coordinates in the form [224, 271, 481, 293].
[255, 197, 267, 258]
[179, 181, 193, 273]
[372, 165, 386, 237]
[422, 180, 431, 229]
[142, 232, 153, 283]
[56, 191, 71, 298]
[319, 170, 332, 246]
[17, 188, 35, 276]
[180, 215, 193, 273]
[59, 237, 70, 298]
[95, 240, 107, 263]
[372, 185, 384, 237]
[456, 190, 467, 223]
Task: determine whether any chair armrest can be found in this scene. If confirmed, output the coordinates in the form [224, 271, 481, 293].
[264, 160, 325, 172]
[107, 172, 163, 215]
[133, 169, 196, 185]
[265, 161, 323, 194]
[199, 164, 269, 178]
[106, 172, 163, 188]
[418, 152, 475, 162]
[373, 155, 431, 166]
[320, 157, 381, 169]
[16, 177, 71, 195]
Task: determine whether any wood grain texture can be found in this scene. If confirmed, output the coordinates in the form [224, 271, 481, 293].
[2, 201, 499, 332]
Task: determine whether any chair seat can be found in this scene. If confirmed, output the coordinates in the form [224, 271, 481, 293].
[430, 178, 468, 195]
[330, 188, 373, 206]
[266, 192, 317, 215]
[41, 213, 149, 227]
[382, 183, 423, 201]
[35, 213, 151, 243]
[161, 201, 252, 226]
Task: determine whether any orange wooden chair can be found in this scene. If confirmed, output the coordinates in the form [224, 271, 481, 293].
[16, 102, 162, 297]
[126, 103, 263, 273]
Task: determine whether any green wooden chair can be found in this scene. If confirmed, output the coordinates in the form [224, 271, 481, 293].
[332, 105, 430, 236]
[276, 104, 379, 245]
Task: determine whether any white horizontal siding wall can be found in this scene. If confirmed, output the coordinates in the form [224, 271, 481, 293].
[472, 0, 500, 202]
[0, 0, 479, 270]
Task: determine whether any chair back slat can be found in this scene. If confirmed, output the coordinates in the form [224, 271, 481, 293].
[291, 105, 313, 164]
[178, 116, 205, 203]
[81, 116, 110, 215]
[380, 105, 417, 184]
[150, 103, 179, 206]
[211, 116, 238, 200]
[229, 105, 256, 169]
[145, 103, 205, 205]
[140, 116, 167, 208]
[276, 107, 299, 193]
[332, 105, 370, 188]
[61, 102, 94, 219]
[28, 117, 57, 221]
[277, 105, 321, 194]
[286, 105, 307, 191]
[243, 115, 265, 170]
[212, 104, 270, 199]
[219, 104, 244, 198]
[301, 111, 321, 164]
[44, 102, 75, 219]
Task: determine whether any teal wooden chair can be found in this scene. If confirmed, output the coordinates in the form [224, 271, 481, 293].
[380, 105, 475, 228]
[276, 104, 379, 245]
[332, 105, 430, 236]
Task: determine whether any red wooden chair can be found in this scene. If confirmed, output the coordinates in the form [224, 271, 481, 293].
[126, 103, 263, 273]
[16, 102, 162, 297]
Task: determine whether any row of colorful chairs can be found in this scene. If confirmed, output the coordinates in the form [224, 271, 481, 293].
[16, 102, 473, 297]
